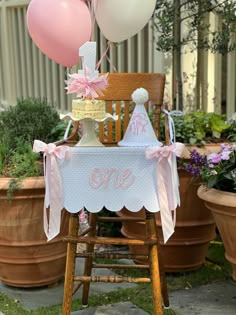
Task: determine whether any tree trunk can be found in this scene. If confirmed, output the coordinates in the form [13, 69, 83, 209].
[196, 2, 209, 110]
[173, 0, 183, 110]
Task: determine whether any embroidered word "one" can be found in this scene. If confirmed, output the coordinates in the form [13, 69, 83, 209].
[89, 168, 135, 189]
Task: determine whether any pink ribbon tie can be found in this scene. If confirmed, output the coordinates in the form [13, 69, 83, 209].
[145, 143, 185, 243]
[33, 140, 71, 241]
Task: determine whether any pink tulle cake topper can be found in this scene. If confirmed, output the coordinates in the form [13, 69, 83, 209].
[65, 67, 108, 100]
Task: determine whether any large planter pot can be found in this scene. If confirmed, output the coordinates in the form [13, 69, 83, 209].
[0, 177, 69, 287]
[198, 185, 236, 280]
[118, 169, 216, 272]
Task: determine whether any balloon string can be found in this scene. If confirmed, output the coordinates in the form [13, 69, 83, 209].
[105, 50, 118, 73]
[96, 41, 117, 73]
[89, 0, 97, 41]
[95, 41, 111, 70]
[87, 0, 117, 73]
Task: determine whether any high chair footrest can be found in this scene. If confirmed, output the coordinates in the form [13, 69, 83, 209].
[77, 252, 148, 260]
[65, 236, 157, 246]
[93, 263, 149, 269]
[74, 275, 151, 283]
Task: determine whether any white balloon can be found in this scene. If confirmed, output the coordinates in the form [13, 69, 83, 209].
[94, 0, 156, 42]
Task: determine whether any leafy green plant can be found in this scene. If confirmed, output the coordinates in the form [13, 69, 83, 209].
[0, 97, 60, 151]
[0, 97, 61, 193]
[226, 116, 236, 142]
[50, 120, 77, 142]
[158, 111, 232, 145]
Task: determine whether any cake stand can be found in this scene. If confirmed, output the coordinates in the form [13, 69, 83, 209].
[60, 113, 118, 146]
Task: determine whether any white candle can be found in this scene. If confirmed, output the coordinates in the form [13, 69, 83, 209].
[79, 41, 98, 79]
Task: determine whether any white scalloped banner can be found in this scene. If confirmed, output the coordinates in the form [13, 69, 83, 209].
[58, 147, 159, 213]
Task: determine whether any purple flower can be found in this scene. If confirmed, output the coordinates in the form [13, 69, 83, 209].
[183, 162, 201, 177]
[190, 150, 207, 165]
[220, 150, 231, 160]
[207, 153, 221, 164]
[220, 143, 230, 150]
[181, 143, 236, 192]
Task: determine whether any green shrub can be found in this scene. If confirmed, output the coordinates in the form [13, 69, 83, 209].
[157, 111, 233, 145]
[0, 97, 60, 151]
[0, 97, 61, 179]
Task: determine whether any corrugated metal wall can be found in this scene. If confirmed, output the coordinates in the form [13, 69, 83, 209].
[0, 0, 158, 113]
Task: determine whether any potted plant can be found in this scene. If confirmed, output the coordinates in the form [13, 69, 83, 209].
[172, 111, 232, 145]
[184, 144, 236, 281]
[0, 97, 70, 287]
[119, 111, 235, 271]
[161, 112, 236, 271]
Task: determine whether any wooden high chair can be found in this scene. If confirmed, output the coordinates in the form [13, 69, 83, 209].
[62, 73, 170, 315]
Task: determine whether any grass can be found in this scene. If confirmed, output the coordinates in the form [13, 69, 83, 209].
[166, 241, 231, 289]
[0, 239, 232, 315]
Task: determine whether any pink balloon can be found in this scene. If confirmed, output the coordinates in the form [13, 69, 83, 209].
[27, 0, 92, 67]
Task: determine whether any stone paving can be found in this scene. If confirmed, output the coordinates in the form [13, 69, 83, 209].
[0, 258, 236, 314]
[71, 302, 149, 315]
[169, 280, 236, 315]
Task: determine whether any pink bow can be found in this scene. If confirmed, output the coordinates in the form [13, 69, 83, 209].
[33, 140, 71, 241]
[145, 143, 185, 243]
[65, 68, 108, 99]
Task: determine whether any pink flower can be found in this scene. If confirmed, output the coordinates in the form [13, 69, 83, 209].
[79, 209, 87, 223]
[220, 150, 231, 160]
[207, 153, 221, 164]
[220, 143, 230, 150]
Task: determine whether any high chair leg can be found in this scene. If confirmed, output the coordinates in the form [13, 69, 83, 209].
[81, 213, 97, 307]
[63, 214, 79, 315]
[145, 211, 163, 315]
[157, 234, 170, 308]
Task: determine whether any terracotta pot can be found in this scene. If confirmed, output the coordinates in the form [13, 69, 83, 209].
[198, 185, 236, 280]
[0, 177, 69, 287]
[118, 169, 216, 272]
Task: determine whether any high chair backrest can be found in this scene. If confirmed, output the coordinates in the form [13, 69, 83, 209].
[97, 73, 166, 144]
[61, 73, 167, 146]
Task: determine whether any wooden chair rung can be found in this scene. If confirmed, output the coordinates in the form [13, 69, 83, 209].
[65, 236, 157, 246]
[72, 282, 83, 295]
[74, 275, 151, 284]
[76, 252, 148, 260]
[92, 263, 149, 270]
[97, 216, 144, 223]
[78, 227, 93, 237]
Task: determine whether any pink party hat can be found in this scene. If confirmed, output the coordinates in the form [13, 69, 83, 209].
[118, 88, 162, 147]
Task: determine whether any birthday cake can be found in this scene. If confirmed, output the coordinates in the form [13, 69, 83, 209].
[72, 99, 106, 120]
